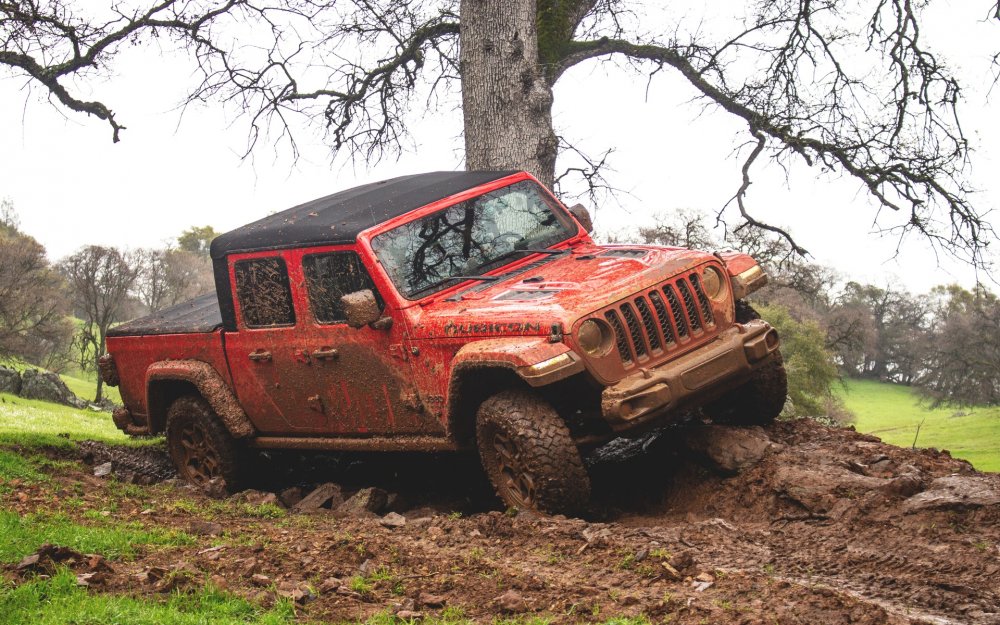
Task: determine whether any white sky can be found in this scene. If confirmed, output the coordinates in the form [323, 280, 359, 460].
[0, 0, 997, 294]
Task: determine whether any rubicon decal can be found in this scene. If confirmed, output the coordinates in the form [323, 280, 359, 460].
[444, 321, 544, 336]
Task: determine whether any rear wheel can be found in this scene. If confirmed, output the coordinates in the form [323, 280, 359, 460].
[704, 351, 788, 426]
[166, 395, 243, 491]
[476, 390, 590, 515]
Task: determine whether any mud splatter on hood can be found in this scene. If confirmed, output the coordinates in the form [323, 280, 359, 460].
[409, 245, 719, 339]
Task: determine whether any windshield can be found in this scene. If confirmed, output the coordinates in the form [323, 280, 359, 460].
[371, 180, 577, 299]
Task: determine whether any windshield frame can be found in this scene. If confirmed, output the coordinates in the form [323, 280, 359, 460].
[362, 174, 583, 302]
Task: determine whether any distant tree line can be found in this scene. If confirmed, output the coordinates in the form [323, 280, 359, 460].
[615, 212, 1000, 410]
[0, 198, 216, 401]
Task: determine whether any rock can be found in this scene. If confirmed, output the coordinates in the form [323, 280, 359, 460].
[251, 573, 272, 587]
[203, 477, 229, 499]
[93, 462, 113, 478]
[279, 486, 304, 508]
[380, 512, 407, 528]
[278, 581, 315, 604]
[292, 483, 343, 512]
[231, 489, 281, 507]
[496, 589, 528, 613]
[418, 592, 446, 608]
[683, 425, 772, 473]
[396, 610, 423, 620]
[16, 544, 84, 573]
[76, 572, 106, 587]
[210, 574, 229, 590]
[188, 519, 224, 536]
[19, 369, 86, 408]
[318, 577, 342, 594]
[773, 464, 887, 513]
[903, 475, 1000, 512]
[84, 554, 112, 572]
[0, 366, 21, 394]
[881, 473, 925, 498]
[338, 487, 389, 516]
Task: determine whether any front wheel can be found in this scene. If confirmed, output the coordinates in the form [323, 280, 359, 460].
[166, 395, 243, 491]
[476, 390, 590, 515]
[703, 351, 788, 426]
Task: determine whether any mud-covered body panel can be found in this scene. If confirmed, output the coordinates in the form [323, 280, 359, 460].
[105, 170, 775, 452]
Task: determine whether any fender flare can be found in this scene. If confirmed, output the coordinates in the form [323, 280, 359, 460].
[449, 337, 584, 387]
[146, 360, 255, 438]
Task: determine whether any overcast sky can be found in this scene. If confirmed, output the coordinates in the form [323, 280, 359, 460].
[0, 0, 997, 294]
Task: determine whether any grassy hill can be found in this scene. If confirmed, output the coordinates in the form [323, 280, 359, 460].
[836, 378, 1000, 472]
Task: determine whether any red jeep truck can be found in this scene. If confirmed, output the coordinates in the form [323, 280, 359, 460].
[101, 170, 784, 514]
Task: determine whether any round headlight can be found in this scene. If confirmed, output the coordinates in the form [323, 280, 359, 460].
[577, 319, 612, 356]
[701, 266, 725, 300]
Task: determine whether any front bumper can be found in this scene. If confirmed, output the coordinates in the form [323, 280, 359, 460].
[601, 319, 779, 431]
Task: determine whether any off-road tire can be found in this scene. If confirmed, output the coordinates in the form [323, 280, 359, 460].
[476, 390, 590, 515]
[704, 351, 788, 426]
[166, 395, 243, 492]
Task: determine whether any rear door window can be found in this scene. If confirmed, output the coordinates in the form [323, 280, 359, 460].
[302, 252, 383, 324]
[233, 257, 296, 328]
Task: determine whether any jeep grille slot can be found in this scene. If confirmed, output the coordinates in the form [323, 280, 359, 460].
[648, 291, 676, 346]
[605, 310, 633, 364]
[689, 274, 715, 325]
[634, 297, 663, 351]
[677, 280, 702, 333]
[620, 303, 648, 359]
[663, 286, 689, 338]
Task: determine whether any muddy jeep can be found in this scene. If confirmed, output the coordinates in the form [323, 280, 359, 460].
[102, 171, 784, 514]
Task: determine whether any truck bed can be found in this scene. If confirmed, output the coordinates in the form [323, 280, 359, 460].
[107, 293, 222, 337]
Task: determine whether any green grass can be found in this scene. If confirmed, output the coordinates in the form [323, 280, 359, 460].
[59, 370, 121, 405]
[0, 393, 147, 448]
[835, 379, 1000, 472]
[0, 509, 194, 563]
[0, 509, 194, 562]
[0, 568, 295, 625]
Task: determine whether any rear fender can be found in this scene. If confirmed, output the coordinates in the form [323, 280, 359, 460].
[146, 360, 254, 438]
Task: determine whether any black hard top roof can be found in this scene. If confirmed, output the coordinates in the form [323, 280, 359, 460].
[107, 292, 222, 337]
[210, 170, 518, 259]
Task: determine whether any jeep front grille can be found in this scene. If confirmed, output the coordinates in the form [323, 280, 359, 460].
[599, 270, 720, 368]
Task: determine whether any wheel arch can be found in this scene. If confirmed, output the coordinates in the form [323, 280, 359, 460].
[146, 360, 255, 438]
[445, 338, 584, 447]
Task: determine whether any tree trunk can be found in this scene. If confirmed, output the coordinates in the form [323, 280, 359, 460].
[94, 334, 106, 403]
[459, 0, 558, 188]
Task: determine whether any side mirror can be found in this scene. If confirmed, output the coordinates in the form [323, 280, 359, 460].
[341, 290, 390, 329]
[568, 203, 594, 234]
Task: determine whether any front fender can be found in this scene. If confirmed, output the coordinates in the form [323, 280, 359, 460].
[146, 360, 255, 438]
[451, 337, 585, 387]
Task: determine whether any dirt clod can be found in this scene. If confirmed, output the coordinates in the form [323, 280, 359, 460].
[496, 589, 528, 613]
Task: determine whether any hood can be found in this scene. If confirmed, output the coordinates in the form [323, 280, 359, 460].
[408, 244, 718, 339]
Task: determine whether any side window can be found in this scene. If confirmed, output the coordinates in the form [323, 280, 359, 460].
[303, 252, 383, 324]
[233, 257, 296, 328]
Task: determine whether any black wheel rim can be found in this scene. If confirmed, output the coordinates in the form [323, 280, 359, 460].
[176, 420, 222, 485]
[491, 431, 535, 508]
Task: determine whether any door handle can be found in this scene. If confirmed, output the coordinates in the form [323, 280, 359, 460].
[248, 350, 272, 362]
[312, 347, 339, 360]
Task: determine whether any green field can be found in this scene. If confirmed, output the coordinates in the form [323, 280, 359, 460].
[836, 379, 1000, 473]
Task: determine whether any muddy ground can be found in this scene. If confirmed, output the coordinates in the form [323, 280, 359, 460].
[5, 418, 1000, 624]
